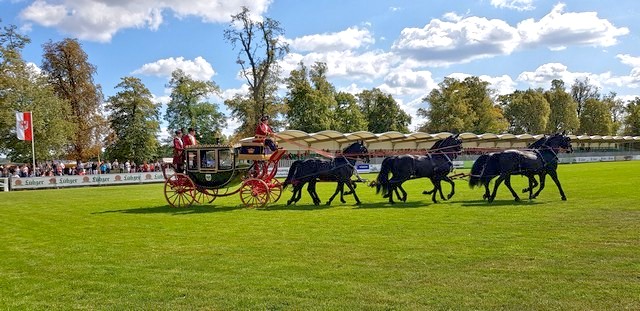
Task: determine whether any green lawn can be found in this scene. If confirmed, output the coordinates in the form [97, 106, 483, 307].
[1, 161, 639, 310]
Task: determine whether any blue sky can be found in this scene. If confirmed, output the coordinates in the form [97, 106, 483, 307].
[1, 0, 639, 137]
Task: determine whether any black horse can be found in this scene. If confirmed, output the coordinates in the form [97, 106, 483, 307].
[283, 141, 369, 206]
[469, 132, 573, 202]
[374, 134, 463, 204]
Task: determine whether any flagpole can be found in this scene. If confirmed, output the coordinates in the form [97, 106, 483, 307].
[30, 111, 35, 176]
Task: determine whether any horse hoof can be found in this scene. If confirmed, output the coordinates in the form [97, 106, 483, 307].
[521, 189, 528, 193]
[514, 197, 521, 202]
[422, 191, 430, 195]
[325, 202, 331, 206]
[447, 194, 454, 200]
[561, 196, 567, 201]
[340, 200, 346, 204]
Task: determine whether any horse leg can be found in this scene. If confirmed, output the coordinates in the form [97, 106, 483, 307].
[489, 175, 506, 203]
[326, 181, 342, 205]
[503, 174, 520, 202]
[442, 176, 455, 200]
[344, 179, 361, 205]
[522, 175, 538, 193]
[532, 174, 547, 199]
[548, 170, 567, 200]
[436, 178, 447, 201]
[397, 184, 407, 202]
[287, 184, 298, 205]
[307, 181, 320, 206]
[483, 182, 491, 200]
[339, 181, 348, 204]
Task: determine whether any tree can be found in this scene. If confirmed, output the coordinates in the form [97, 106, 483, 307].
[578, 98, 613, 135]
[164, 69, 225, 144]
[358, 88, 410, 133]
[105, 77, 160, 163]
[544, 79, 579, 133]
[623, 97, 640, 136]
[333, 92, 367, 132]
[284, 62, 334, 132]
[42, 38, 104, 162]
[500, 89, 550, 134]
[571, 77, 600, 117]
[0, 23, 73, 163]
[419, 76, 508, 133]
[224, 6, 289, 138]
[602, 91, 625, 134]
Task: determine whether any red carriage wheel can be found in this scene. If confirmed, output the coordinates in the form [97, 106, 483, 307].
[194, 187, 217, 204]
[164, 173, 195, 208]
[240, 178, 270, 208]
[267, 178, 283, 204]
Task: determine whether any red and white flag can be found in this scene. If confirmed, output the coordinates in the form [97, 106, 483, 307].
[16, 111, 33, 141]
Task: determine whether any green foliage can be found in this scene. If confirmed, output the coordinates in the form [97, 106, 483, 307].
[284, 62, 334, 132]
[42, 38, 104, 162]
[1, 162, 639, 309]
[500, 89, 550, 134]
[224, 6, 289, 137]
[333, 92, 367, 132]
[544, 79, 580, 133]
[578, 98, 613, 135]
[0, 23, 73, 162]
[571, 77, 600, 118]
[602, 92, 625, 135]
[419, 77, 508, 133]
[164, 69, 225, 144]
[105, 77, 160, 163]
[623, 97, 640, 136]
[358, 88, 411, 133]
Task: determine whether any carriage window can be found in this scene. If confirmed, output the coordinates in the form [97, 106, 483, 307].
[187, 151, 198, 170]
[218, 149, 233, 170]
[200, 150, 216, 169]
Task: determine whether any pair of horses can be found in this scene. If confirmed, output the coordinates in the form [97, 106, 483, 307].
[469, 132, 573, 202]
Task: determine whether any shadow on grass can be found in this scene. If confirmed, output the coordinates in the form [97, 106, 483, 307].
[460, 199, 545, 207]
[94, 204, 245, 215]
[258, 203, 334, 211]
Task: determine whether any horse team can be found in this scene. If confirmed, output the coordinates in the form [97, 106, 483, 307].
[283, 133, 573, 205]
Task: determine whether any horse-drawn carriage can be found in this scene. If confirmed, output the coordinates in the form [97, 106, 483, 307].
[161, 142, 287, 208]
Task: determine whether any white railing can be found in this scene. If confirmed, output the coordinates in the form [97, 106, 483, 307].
[0, 178, 8, 192]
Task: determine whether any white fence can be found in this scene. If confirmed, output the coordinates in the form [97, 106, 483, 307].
[9, 172, 166, 190]
[0, 178, 8, 192]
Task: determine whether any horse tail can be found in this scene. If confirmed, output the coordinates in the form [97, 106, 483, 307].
[469, 154, 489, 188]
[376, 157, 392, 196]
[283, 160, 300, 190]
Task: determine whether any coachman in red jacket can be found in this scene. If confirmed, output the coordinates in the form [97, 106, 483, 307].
[172, 130, 184, 172]
[254, 116, 278, 152]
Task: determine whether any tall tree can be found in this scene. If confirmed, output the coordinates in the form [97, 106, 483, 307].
[42, 38, 104, 162]
[578, 98, 613, 135]
[623, 97, 640, 136]
[500, 89, 550, 134]
[358, 88, 410, 133]
[419, 76, 508, 133]
[571, 77, 600, 118]
[224, 6, 289, 137]
[544, 79, 580, 133]
[164, 69, 225, 144]
[0, 23, 73, 162]
[602, 91, 625, 134]
[333, 92, 367, 132]
[284, 62, 335, 132]
[105, 77, 160, 163]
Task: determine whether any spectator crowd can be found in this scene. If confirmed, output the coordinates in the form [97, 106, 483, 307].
[0, 159, 164, 178]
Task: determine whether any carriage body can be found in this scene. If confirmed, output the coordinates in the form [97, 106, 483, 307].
[162, 142, 286, 208]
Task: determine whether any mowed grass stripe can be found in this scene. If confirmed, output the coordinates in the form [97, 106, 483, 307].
[1, 161, 639, 310]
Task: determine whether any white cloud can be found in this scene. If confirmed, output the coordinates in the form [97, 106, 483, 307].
[281, 50, 396, 82]
[517, 3, 629, 50]
[392, 15, 520, 66]
[19, 0, 271, 42]
[378, 69, 437, 96]
[490, 0, 535, 11]
[285, 27, 375, 53]
[617, 54, 640, 68]
[517, 62, 613, 88]
[132, 56, 215, 81]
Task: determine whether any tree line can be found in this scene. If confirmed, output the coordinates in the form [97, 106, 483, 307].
[2, 8, 640, 165]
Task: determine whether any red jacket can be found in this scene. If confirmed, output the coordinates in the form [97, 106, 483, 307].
[183, 134, 196, 147]
[255, 122, 273, 141]
[172, 137, 184, 165]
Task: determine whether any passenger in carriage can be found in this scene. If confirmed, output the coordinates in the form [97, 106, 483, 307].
[183, 127, 197, 147]
[255, 115, 279, 152]
[173, 130, 184, 173]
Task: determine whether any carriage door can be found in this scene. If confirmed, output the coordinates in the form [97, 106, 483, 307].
[186, 150, 198, 170]
[218, 149, 233, 170]
[200, 150, 217, 170]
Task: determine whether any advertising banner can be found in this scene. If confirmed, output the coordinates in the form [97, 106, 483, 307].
[10, 172, 166, 190]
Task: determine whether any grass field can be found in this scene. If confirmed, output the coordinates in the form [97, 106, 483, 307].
[1, 161, 639, 310]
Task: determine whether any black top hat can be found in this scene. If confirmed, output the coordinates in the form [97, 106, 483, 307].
[260, 115, 269, 121]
